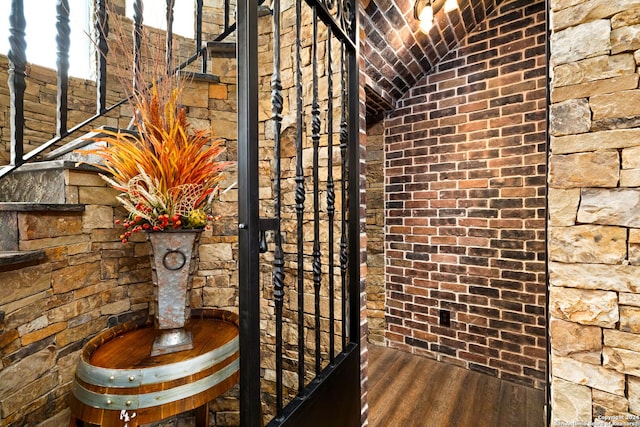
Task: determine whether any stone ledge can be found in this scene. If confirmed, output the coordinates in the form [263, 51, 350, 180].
[0, 203, 85, 212]
[0, 250, 45, 267]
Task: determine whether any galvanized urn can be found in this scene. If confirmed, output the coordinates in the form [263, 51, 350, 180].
[146, 230, 201, 356]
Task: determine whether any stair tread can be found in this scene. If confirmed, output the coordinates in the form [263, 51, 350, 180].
[0, 202, 85, 212]
[0, 250, 45, 267]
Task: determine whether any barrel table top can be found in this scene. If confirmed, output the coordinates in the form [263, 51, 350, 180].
[69, 309, 239, 427]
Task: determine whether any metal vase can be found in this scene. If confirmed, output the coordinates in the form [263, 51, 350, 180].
[147, 230, 201, 356]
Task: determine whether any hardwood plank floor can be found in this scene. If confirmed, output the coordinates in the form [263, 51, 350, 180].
[368, 345, 545, 427]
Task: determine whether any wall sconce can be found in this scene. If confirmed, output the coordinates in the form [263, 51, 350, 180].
[414, 0, 458, 32]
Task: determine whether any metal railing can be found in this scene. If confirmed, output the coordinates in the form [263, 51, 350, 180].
[2, 0, 237, 179]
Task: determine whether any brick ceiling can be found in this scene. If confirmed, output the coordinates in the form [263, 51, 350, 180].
[362, 0, 506, 115]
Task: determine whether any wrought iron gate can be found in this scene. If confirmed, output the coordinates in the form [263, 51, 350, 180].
[237, 0, 361, 424]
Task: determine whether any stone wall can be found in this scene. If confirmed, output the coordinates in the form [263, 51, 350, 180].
[366, 120, 385, 345]
[383, 0, 547, 389]
[549, 1, 640, 424]
[0, 75, 239, 426]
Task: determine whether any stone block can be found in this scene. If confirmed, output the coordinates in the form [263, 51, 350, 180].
[0, 265, 52, 306]
[548, 225, 627, 264]
[577, 188, 640, 227]
[550, 318, 602, 363]
[549, 262, 640, 292]
[620, 305, 640, 333]
[0, 346, 55, 397]
[82, 205, 114, 230]
[593, 389, 629, 414]
[209, 84, 228, 100]
[620, 169, 640, 187]
[18, 212, 83, 240]
[552, 355, 625, 395]
[549, 151, 619, 188]
[612, 5, 640, 27]
[551, 377, 592, 425]
[548, 188, 580, 226]
[551, 74, 640, 103]
[612, 24, 640, 54]
[553, 0, 640, 30]
[623, 146, 640, 169]
[620, 292, 640, 307]
[203, 287, 237, 308]
[591, 89, 640, 121]
[78, 186, 120, 206]
[553, 54, 636, 87]
[629, 375, 640, 414]
[551, 129, 640, 154]
[549, 287, 619, 327]
[0, 371, 58, 419]
[549, 99, 591, 136]
[603, 346, 640, 375]
[52, 261, 102, 294]
[550, 20, 611, 66]
[200, 243, 234, 262]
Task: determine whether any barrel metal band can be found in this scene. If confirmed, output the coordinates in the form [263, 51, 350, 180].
[76, 335, 239, 387]
[72, 357, 239, 410]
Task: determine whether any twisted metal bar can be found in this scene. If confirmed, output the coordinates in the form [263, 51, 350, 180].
[326, 27, 336, 363]
[294, 0, 306, 396]
[132, 0, 143, 95]
[271, 0, 285, 416]
[55, 0, 70, 137]
[339, 43, 349, 349]
[165, 0, 174, 74]
[96, 0, 108, 114]
[8, 0, 26, 166]
[311, 7, 322, 376]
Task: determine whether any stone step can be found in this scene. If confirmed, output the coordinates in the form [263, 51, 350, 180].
[0, 202, 85, 268]
[0, 160, 101, 203]
[206, 41, 236, 58]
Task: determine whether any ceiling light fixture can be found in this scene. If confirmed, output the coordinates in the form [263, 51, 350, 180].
[414, 0, 459, 32]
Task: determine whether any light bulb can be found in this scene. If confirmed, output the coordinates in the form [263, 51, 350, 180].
[444, 0, 458, 12]
[418, 5, 433, 32]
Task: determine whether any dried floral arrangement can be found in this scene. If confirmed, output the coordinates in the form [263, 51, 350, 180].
[79, 8, 230, 243]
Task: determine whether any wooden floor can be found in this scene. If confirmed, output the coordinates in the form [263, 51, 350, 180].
[368, 345, 545, 427]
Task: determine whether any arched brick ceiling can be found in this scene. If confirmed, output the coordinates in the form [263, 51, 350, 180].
[362, 0, 506, 106]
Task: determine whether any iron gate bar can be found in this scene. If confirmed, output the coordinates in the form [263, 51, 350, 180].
[326, 25, 336, 365]
[8, 0, 26, 167]
[294, 0, 306, 396]
[165, 0, 174, 73]
[311, 5, 322, 376]
[132, 0, 143, 95]
[96, 0, 108, 114]
[339, 43, 348, 349]
[237, 0, 261, 424]
[270, 0, 285, 415]
[55, 0, 70, 138]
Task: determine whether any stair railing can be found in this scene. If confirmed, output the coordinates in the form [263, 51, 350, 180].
[1, 0, 236, 180]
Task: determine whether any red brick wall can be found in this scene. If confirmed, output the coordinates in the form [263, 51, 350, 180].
[383, 0, 546, 389]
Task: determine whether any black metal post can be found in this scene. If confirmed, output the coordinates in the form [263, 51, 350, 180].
[165, 0, 174, 74]
[132, 0, 143, 95]
[55, 0, 70, 138]
[96, 0, 108, 114]
[346, 0, 360, 345]
[311, 7, 322, 376]
[271, 0, 285, 416]
[237, 0, 261, 424]
[339, 43, 348, 349]
[326, 27, 336, 363]
[8, 0, 26, 167]
[294, 0, 306, 396]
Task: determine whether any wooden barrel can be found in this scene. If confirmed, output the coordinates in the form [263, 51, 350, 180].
[69, 309, 239, 426]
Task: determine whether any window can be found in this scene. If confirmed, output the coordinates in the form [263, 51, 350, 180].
[0, 0, 93, 79]
[125, 0, 195, 39]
